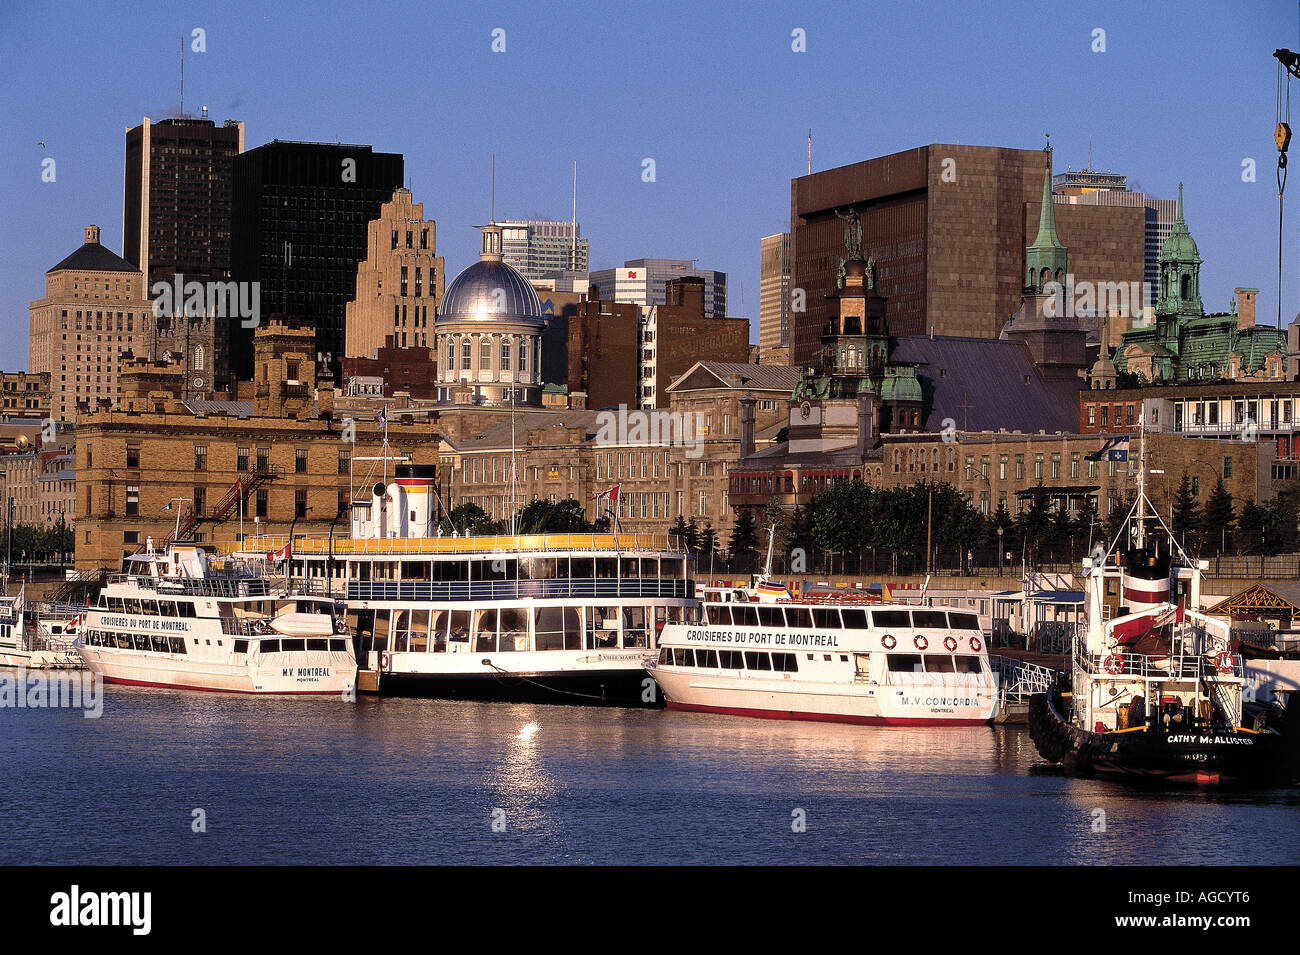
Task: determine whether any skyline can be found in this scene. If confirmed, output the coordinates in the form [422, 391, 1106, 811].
[0, 0, 1295, 371]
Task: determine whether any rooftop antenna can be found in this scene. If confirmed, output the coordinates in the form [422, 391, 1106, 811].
[490, 154, 496, 223]
[1088, 135, 1092, 172]
[179, 35, 184, 117]
[571, 160, 578, 271]
[807, 128, 812, 175]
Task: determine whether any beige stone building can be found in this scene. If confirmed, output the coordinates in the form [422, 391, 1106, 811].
[29, 225, 156, 422]
[0, 372, 51, 419]
[344, 188, 444, 357]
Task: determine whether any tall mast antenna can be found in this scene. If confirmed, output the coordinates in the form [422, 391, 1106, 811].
[490, 154, 495, 223]
[807, 129, 812, 175]
[179, 36, 184, 116]
[571, 160, 578, 271]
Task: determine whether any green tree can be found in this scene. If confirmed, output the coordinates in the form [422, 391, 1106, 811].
[1201, 479, 1235, 556]
[513, 498, 594, 533]
[1171, 473, 1201, 552]
[727, 507, 760, 572]
[1237, 500, 1267, 556]
[441, 502, 502, 536]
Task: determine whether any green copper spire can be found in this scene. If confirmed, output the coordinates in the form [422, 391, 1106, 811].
[1025, 150, 1068, 289]
[1156, 181, 1203, 320]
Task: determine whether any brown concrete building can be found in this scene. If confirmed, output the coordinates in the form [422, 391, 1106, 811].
[789, 144, 1145, 365]
[563, 295, 639, 410]
[344, 188, 444, 358]
[0, 372, 50, 419]
[643, 277, 750, 408]
[29, 225, 157, 422]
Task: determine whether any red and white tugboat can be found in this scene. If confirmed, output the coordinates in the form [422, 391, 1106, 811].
[1029, 443, 1300, 785]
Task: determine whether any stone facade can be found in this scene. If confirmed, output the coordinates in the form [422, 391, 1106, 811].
[344, 188, 444, 358]
[29, 225, 157, 422]
[0, 372, 50, 419]
[644, 277, 750, 408]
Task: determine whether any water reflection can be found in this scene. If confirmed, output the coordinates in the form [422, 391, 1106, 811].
[1, 687, 1296, 865]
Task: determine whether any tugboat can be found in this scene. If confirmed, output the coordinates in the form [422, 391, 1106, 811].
[1029, 438, 1300, 785]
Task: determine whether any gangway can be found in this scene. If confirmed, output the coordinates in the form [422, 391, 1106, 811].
[991, 654, 1063, 724]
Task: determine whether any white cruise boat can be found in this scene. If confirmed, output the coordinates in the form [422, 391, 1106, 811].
[649, 588, 998, 725]
[252, 465, 696, 705]
[77, 542, 356, 695]
[0, 587, 83, 670]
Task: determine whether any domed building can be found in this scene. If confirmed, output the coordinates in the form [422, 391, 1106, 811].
[435, 223, 545, 406]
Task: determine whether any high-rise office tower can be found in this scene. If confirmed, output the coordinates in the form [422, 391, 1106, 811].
[500, 219, 588, 280]
[759, 233, 791, 363]
[589, 259, 727, 317]
[230, 140, 404, 379]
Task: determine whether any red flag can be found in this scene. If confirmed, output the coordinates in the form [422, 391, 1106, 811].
[266, 543, 291, 563]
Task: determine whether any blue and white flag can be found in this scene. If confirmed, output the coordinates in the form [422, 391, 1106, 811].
[1106, 437, 1129, 462]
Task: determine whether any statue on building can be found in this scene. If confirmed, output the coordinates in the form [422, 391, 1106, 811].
[835, 208, 864, 261]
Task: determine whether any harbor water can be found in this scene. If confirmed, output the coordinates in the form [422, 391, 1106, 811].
[2, 686, 1298, 865]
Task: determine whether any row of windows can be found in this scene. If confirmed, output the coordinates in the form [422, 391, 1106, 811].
[97, 596, 200, 617]
[704, 604, 981, 632]
[660, 647, 800, 672]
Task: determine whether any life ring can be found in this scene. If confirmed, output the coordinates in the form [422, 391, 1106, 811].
[1103, 653, 1124, 675]
[253, 620, 270, 635]
[881, 634, 896, 650]
[914, 635, 928, 650]
[969, 637, 982, 652]
[943, 636, 958, 651]
[1214, 651, 1235, 675]
[380, 651, 392, 672]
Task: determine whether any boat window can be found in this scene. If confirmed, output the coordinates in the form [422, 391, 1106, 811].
[133, 634, 150, 650]
[886, 654, 925, 673]
[927, 654, 956, 672]
[732, 605, 759, 627]
[813, 608, 842, 629]
[168, 637, 187, 654]
[913, 610, 948, 629]
[841, 608, 868, 629]
[533, 606, 568, 651]
[771, 652, 799, 672]
[719, 650, 743, 669]
[698, 649, 719, 668]
[586, 607, 620, 649]
[329, 639, 347, 652]
[448, 610, 470, 646]
[677, 648, 696, 667]
[180, 601, 197, 618]
[757, 606, 784, 627]
[233, 640, 248, 654]
[744, 651, 772, 671]
[595, 558, 618, 579]
[661, 558, 683, 579]
[785, 607, 814, 629]
[281, 639, 305, 652]
[706, 604, 732, 626]
[259, 639, 280, 653]
[949, 612, 980, 631]
[622, 607, 648, 648]
[873, 610, 910, 628]
[657, 647, 669, 665]
[472, 609, 498, 653]
[955, 655, 983, 673]
[307, 639, 328, 651]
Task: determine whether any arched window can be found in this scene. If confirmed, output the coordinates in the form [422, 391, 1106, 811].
[1181, 274, 1192, 300]
[192, 344, 204, 372]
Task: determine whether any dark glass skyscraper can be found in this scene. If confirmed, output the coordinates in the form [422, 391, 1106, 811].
[230, 140, 404, 379]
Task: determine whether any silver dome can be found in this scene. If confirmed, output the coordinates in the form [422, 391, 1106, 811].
[437, 260, 543, 325]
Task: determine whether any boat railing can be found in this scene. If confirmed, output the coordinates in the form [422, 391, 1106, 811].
[990, 655, 1063, 706]
[227, 532, 688, 558]
[344, 577, 695, 602]
[105, 573, 331, 600]
[1072, 633, 1243, 680]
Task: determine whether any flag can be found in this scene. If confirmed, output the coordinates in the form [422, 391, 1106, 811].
[591, 484, 620, 502]
[1106, 437, 1130, 462]
[13, 582, 23, 615]
[266, 543, 291, 564]
[378, 405, 387, 428]
[882, 583, 893, 602]
[161, 501, 173, 511]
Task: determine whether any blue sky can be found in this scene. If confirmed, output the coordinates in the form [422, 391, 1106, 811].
[0, 0, 1294, 369]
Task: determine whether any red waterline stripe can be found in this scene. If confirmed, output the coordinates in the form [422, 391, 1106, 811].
[100, 676, 344, 696]
[665, 700, 988, 726]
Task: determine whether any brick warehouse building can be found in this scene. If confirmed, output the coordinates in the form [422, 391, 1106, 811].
[789, 144, 1145, 365]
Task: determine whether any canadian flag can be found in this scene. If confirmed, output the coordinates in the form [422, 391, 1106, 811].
[266, 543, 291, 564]
[592, 485, 620, 503]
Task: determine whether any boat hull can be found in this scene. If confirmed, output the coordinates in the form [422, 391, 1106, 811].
[0, 647, 84, 670]
[1028, 687, 1299, 785]
[651, 668, 996, 726]
[378, 667, 656, 706]
[78, 646, 356, 695]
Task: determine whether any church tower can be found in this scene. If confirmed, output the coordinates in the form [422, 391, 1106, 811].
[1155, 183, 1204, 324]
[1024, 150, 1068, 291]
